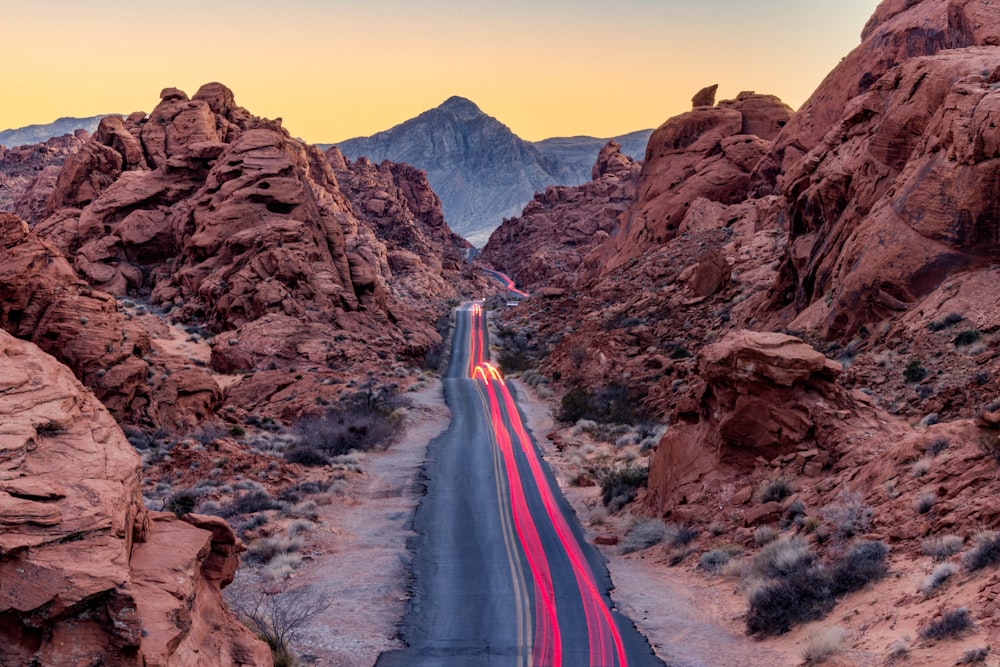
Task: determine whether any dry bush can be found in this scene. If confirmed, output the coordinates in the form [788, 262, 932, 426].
[921, 563, 958, 596]
[919, 607, 973, 640]
[802, 626, 849, 664]
[921, 535, 964, 562]
[621, 519, 667, 554]
[229, 586, 332, 664]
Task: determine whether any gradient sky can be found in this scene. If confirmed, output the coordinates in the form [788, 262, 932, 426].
[4, 1, 881, 143]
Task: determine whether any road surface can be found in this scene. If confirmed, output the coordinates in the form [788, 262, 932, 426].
[377, 303, 663, 666]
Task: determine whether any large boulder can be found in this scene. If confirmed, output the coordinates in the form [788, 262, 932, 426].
[0, 330, 269, 666]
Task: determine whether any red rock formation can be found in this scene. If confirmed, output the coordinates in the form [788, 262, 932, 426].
[600, 92, 791, 272]
[0, 132, 86, 221]
[0, 212, 221, 430]
[0, 329, 269, 666]
[478, 141, 640, 289]
[771, 49, 1000, 338]
[754, 0, 1000, 193]
[26, 82, 479, 421]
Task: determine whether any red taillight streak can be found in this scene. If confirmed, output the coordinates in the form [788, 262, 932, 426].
[477, 363, 628, 667]
[482, 375, 562, 666]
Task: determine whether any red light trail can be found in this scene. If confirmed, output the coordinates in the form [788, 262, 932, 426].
[464, 302, 628, 666]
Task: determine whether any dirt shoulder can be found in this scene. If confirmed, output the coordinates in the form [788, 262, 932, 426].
[291, 381, 450, 667]
[509, 378, 802, 667]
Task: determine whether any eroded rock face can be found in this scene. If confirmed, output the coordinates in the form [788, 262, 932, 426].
[600, 92, 792, 272]
[25, 82, 477, 422]
[478, 141, 640, 289]
[0, 132, 86, 221]
[772, 49, 1000, 338]
[0, 213, 221, 429]
[646, 331, 850, 518]
[0, 330, 269, 667]
[754, 0, 1000, 193]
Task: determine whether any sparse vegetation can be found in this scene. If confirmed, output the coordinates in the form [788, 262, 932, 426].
[746, 566, 835, 636]
[246, 534, 303, 564]
[802, 626, 849, 664]
[229, 586, 332, 666]
[821, 489, 874, 538]
[916, 491, 936, 515]
[621, 519, 668, 554]
[289, 386, 404, 461]
[959, 647, 991, 664]
[953, 330, 982, 347]
[927, 313, 965, 332]
[921, 563, 958, 596]
[758, 477, 792, 503]
[558, 383, 647, 425]
[904, 359, 928, 383]
[927, 437, 950, 456]
[919, 607, 973, 640]
[164, 489, 200, 517]
[963, 531, 1000, 571]
[599, 465, 648, 512]
[699, 549, 731, 573]
[922, 534, 964, 562]
[828, 540, 889, 596]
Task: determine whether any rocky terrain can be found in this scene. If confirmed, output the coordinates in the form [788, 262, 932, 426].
[0, 328, 270, 666]
[0, 114, 105, 148]
[478, 0, 1000, 661]
[0, 82, 488, 665]
[333, 96, 651, 246]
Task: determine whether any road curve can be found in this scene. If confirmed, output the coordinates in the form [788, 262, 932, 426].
[377, 304, 663, 666]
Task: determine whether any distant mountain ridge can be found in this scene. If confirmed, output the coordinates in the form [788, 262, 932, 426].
[0, 115, 107, 147]
[328, 97, 651, 246]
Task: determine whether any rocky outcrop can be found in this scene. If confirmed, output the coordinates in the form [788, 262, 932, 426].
[754, 0, 1000, 192]
[691, 84, 718, 108]
[770, 49, 1000, 338]
[478, 141, 640, 288]
[0, 212, 221, 430]
[0, 329, 269, 666]
[333, 96, 651, 246]
[0, 132, 86, 221]
[600, 92, 792, 272]
[25, 82, 477, 422]
[647, 330, 849, 518]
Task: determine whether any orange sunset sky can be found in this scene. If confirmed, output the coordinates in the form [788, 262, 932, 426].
[4, 1, 881, 143]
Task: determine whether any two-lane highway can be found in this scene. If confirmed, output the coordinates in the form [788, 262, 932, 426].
[377, 303, 662, 666]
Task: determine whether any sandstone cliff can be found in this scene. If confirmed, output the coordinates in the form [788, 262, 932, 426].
[0, 329, 270, 666]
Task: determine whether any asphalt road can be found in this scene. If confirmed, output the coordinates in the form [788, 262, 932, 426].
[377, 304, 663, 667]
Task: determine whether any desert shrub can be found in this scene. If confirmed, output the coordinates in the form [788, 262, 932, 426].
[927, 313, 965, 332]
[919, 607, 973, 640]
[221, 490, 282, 518]
[751, 535, 815, 580]
[287, 520, 316, 537]
[822, 489, 874, 538]
[264, 551, 303, 581]
[746, 567, 836, 636]
[921, 563, 958, 596]
[959, 647, 990, 664]
[195, 422, 227, 446]
[621, 519, 667, 554]
[758, 477, 792, 503]
[904, 359, 928, 383]
[558, 383, 647, 425]
[927, 437, 950, 456]
[754, 526, 778, 546]
[699, 549, 731, 573]
[886, 637, 911, 662]
[294, 393, 402, 458]
[916, 491, 936, 515]
[164, 489, 200, 517]
[829, 540, 889, 596]
[246, 535, 302, 564]
[963, 531, 1000, 571]
[954, 330, 982, 347]
[912, 458, 931, 478]
[237, 514, 268, 535]
[975, 370, 991, 386]
[228, 586, 332, 665]
[664, 524, 700, 548]
[599, 466, 648, 512]
[922, 535, 964, 561]
[802, 626, 849, 664]
[283, 446, 330, 467]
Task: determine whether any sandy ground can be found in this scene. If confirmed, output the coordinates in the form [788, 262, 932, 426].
[291, 381, 450, 667]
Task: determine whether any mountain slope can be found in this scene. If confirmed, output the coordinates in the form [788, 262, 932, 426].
[331, 97, 650, 245]
[0, 115, 107, 147]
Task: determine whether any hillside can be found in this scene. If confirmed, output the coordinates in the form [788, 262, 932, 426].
[332, 96, 650, 245]
[0, 114, 106, 147]
[478, 0, 1000, 661]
